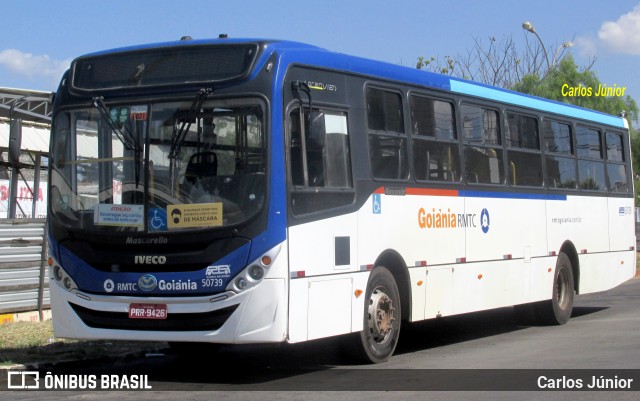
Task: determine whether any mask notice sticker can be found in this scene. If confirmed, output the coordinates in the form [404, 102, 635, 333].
[167, 203, 223, 229]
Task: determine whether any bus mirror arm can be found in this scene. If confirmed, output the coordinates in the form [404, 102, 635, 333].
[93, 96, 143, 188]
[291, 81, 313, 133]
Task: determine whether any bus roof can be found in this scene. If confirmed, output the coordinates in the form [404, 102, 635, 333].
[78, 38, 627, 129]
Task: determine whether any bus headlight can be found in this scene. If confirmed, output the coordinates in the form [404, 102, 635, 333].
[236, 278, 248, 290]
[227, 244, 281, 293]
[248, 265, 265, 281]
[53, 265, 63, 281]
[63, 277, 73, 290]
[49, 258, 78, 292]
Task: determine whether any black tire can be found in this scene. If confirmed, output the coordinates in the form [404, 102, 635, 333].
[352, 266, 401, 364]
[536, 252, 575, 325]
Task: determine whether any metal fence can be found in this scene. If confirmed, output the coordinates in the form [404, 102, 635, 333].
[0, 218, 48, 318]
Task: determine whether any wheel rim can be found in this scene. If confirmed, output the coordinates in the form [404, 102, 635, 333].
[367, 286, 396, 343]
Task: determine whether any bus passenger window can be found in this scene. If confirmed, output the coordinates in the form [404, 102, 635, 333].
[605, 131, 628, 193]
[544, 120, 577, 190]
[369, 136, 408, 180]
[506, 113, 542, 187]
[576, 126, 605, 192]
[461, 104, 503, 185]
[366, 87, 408, 180]
[288, 107, 354, 215]
[288, 108, 351, 188]
[410, 95, 459, 182]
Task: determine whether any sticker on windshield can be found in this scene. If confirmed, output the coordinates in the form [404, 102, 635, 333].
[167, 203, 223, 229]
[94, 204, 144, 228]
[149, 208, 168, 231]
[130, 105, 148, 121]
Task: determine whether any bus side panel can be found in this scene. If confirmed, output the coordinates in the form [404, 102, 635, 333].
[578, 251, 635, 295]
[287, 213, 360, 342]
[465, 197, 548, 262]
[545, 195, 631, 294]
[357, 193, 465, 267]
[450, 257, 554, 315]
[288, 277, 309, 343]
[546, 196, 609, 254]
[464, 196, 546, 307]
[608, 197, 635, 252]
[357, 193, 464, 321]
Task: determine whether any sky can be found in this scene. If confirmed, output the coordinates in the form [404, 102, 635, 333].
[1, 0, 639, 116]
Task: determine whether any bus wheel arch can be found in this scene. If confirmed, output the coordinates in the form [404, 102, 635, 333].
[350, 250, 410, 363]
[533, 250, 575, 325]
[354, 265, 402, 363]
[373, 250, 411, 322]
[559, 241, 580, 295]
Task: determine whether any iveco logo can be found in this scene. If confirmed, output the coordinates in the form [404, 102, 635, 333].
[134, 255, 167, 264]
[138, 274, 157, 291]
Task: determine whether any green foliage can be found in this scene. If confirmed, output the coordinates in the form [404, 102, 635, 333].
[511, 56, 638, 126]
[416, 55, 456, 75]
[511, 55, 640, 204]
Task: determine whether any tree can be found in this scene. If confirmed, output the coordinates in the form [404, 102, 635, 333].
[418, 35, 640, 203]
[512, 56, 640, 203]
[416, 34, 578, 90]
[512, 55, 638, 123]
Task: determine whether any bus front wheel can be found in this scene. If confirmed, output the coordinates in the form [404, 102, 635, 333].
[353, 266, 401, 364]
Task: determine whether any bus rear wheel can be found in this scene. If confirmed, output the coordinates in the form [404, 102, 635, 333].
[514, 252, 575, 326]
[353, 266, 401, 364]
[538, 252, 575, 325]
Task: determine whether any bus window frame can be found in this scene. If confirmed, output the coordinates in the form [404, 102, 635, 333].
[459, 101, 506, 187]
[604, 130, 630, 194]
[542, 117, 579, 192]
[285, 100, 356, 217]
[365, 85, 410, 182]
[504, 110, 543, 188]
[408, 91, 461, 184]
[575, 124, 606, 193]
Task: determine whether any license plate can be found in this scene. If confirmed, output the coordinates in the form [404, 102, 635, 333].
[129, 303, 167, 320]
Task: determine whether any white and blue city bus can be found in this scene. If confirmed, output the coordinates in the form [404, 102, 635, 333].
[48, 37, 636, 363]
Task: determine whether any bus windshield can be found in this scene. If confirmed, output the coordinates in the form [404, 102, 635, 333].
[50, 97, 266, 232]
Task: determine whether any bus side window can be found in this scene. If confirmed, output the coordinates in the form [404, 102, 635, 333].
[544, 120, 577, 190]
[288, 107, 354, 215]
[461, 104, 503, 185]
[506, 112, 542, 187]
[576, 126, 606, 192]
[366, 87, 408, 180]
[288, 108, 351, 188]
[410, 95, 459, 182]
[605, 131, 628, 193]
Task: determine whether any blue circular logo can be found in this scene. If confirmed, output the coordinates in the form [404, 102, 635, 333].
[480, 208, 490, 233]
[138, 274, 157, 291]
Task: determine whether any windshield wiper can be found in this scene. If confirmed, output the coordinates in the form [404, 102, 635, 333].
[93, 96, 143, 188]
[92, 97, 139, 151]
[168, 88, 212, 160]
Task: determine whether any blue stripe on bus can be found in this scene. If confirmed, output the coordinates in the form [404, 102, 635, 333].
[459, 190, 567, 201]
[376, 186, 568, 201]
[449, 80, 626, 128]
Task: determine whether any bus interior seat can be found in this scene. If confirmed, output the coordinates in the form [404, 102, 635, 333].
[184, 151, 218, 185]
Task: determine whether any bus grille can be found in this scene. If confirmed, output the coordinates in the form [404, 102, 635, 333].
[69, 302, 238, 332]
